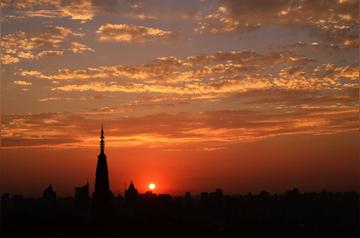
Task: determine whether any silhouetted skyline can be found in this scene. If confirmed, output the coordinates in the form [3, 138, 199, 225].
[1, 0, 358, 197]
[2, 127, 359, 237]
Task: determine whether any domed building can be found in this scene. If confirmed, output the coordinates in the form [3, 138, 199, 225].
[125, 181, 139, 204]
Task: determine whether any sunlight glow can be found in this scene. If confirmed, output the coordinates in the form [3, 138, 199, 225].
[148, 183, 156, 190]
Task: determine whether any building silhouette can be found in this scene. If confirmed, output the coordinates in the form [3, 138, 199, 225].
[43, 184, 57, 201]
[125, 181, 139, 204]
[92, 125, 112, 219]
[42, 184, 57, 210]
[75, 183, 90, 213]
[75, 183, 90, 201]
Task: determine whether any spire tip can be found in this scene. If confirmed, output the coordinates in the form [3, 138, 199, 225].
[100, 124, 105, 154]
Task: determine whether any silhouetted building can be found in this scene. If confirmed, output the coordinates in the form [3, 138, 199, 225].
[1, 193, 10, 207]
[200, 192, 209, 203]
[259, 190, 270, 200]
[213, 188, 223, 201]
[43, 184, 57, 201]
[141, 191, 157, 202]
[42, 184, 57, 210]
[286, 188, 300, 199]
[75, 183, 90, 213]
[75, 183, 90, 201]
[158, 194, 171, 203]
[92, 125, 112, 219]
[2, 188, 359, 237]
[185, 192, 192, 202]
[125, 181, 139, 204]
[1, 193, 11, 215]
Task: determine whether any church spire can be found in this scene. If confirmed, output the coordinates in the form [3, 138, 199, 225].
[93, 123, 111, 219]
[100, 124, 105, 154]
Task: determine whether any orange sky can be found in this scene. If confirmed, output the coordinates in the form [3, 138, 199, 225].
[1, 0, 359, 196]
[2, 132, 358, 196]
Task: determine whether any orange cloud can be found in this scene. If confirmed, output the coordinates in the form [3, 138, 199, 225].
[1, 105, 357, 149]
[18, 50, 311, 81]
[13, 80, 32, 86]
[17, 51, 357, 102]
[1, 26, 93, 64]
[1, 0, 117, 22]
[96, 24, 173, 43]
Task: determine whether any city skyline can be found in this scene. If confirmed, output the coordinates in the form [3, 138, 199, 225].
[1, 0, 359, 196]
[2, 126, 358, 237]
[3, 125, 357, 199]
[2, 124, 358, 197]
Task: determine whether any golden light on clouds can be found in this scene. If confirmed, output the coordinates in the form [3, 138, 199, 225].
[96, 24, 173, 43]
[13, 80, 32, 86]
[1, 26, 92, 64]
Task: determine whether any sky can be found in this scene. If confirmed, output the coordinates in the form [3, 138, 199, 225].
[1, 0, 359, 197]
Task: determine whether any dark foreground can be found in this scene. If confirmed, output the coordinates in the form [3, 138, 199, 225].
[2, 189, 359, 238]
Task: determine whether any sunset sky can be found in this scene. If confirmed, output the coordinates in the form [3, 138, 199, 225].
[1, 0, 359, 196]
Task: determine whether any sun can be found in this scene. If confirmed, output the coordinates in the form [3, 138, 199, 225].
[148, 183, 156, 190]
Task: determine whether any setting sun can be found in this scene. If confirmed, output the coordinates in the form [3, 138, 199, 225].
[148, 183, 156, 190]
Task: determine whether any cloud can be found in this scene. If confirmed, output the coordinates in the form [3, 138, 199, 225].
[237, 88, 358, 107]
[2, 0, 203, 23]
[18, 50, 313, 81]
[14, 49, 356, 125]
[1, 105, 358, 148]
[38, 97, 80, 102]
[9, 48, 357, 150]
[18, 70, 43, 77]
[196, 0, 358, 48]
[96, 23, 173, 43]
[68, 41, 94, 53]
[1, 26, 93, 64]
[17, 50, 358, 102]
[1, 0, 117, 22]
[36, 50, 64, 58]
[2, 55, 20, 64]
[13, 80, 32, 86]
[117, 1, 202, 21]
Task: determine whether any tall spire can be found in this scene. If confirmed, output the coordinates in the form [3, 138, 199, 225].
[94, 123, 111, 219]
[100, 124, 105, 154]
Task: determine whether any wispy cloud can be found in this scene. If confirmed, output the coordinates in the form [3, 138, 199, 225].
[1, 105, 358, 149]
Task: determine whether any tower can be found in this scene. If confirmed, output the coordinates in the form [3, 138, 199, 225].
[93, 124, 112, 219]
